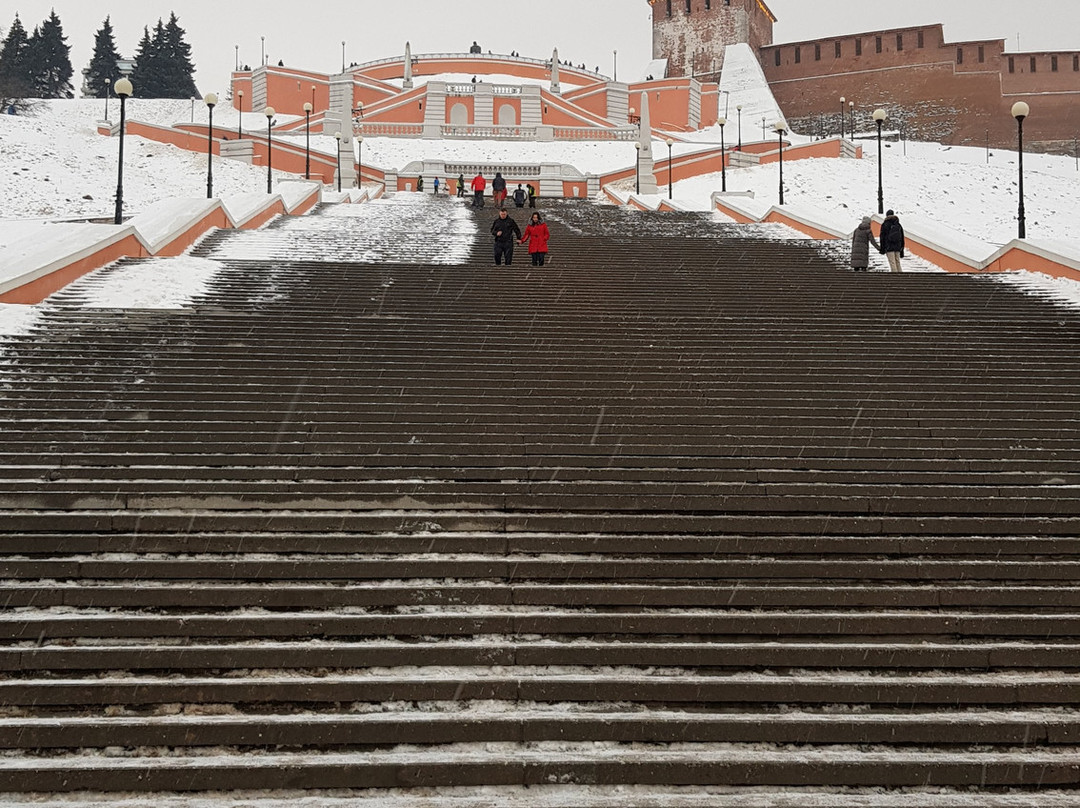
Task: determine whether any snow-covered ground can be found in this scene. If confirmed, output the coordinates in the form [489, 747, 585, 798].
[0, 100, 298, 221]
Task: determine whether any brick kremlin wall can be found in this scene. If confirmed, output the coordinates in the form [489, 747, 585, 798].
[762, 24, 1080, 153]
[651, 0, 775, 81]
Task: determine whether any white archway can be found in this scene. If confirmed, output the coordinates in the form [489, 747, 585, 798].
[497, 104, 518, 126]
[450, 103, 469, 125]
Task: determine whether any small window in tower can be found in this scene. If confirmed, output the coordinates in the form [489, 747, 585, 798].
[835, 41, 842, 58]
[1052, 55, 1059, 72]
[1009, 56, 1015, 73]
[875, 36, 882, 54]
[896, 34, 903, 51]
[815, 44, 821, 61]
[855, 39, 862, 56]
[956, 48, 964, 65]
[918, 31, 924, 48]
[1031, 56, 1037, 72]
[685, 0, 691, 13]
[775, 49, 781, 67]
[666, 0, 672, 17]
[794, 46, 801, 64]
[1073, 55, 1079, 71]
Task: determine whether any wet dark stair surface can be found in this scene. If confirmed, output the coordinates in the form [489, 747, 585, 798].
[1, 195, 1079, 805]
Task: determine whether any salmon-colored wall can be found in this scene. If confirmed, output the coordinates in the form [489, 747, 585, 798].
[232, 74, 252, 111]
[0, 234, 147, 305]
[155, 209, 232, 257]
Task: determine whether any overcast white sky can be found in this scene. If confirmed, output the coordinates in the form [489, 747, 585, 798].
[5, 1, 1080, 97]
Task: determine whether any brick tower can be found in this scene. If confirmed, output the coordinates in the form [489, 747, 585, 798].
[650, 0, 776, 79]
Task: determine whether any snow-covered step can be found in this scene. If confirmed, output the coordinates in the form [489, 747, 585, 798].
[5, 672, 1080, 710]
[0, 747, 1077, 792]
[1, 710, 1078, 749]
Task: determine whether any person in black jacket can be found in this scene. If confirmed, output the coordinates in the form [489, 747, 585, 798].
[490, 208, 522, 266]
[879, 210, 905, 273]
[491, 172, 508, 207]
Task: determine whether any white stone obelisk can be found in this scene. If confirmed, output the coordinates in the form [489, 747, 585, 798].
[550, 48, 561, 95]
[637, 91, 658, 194]
[403, 42, 414, 90]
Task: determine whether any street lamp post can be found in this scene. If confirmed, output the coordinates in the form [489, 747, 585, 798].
[634, 142, 641, 194]
[113, 77, 133, 225]
[736, 105, 742, 151]
[761, 117, 766, 141]
[190, 96, 195, 123]
[334, 133, 342, 192]
[260, 36, 265, 66]
[775, 121, 787, 206]
[666, 138, 674, 200]
[303, 102, 313, 179]
[839, 96, 845, 139]
[717, 117, 727, 192]
[237, 89, 244, 139]
[265, 106, 275, 193]
[1012, 101, 1030, 239]
[205, 92, 218, 199]
[342, 41, 346, 73]
[613, 49, 617, 81]
[234, 44, 239, 72]
[873, 108, 887, 214]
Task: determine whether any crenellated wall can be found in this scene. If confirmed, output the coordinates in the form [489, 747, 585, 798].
[760, 24, 1080, 152]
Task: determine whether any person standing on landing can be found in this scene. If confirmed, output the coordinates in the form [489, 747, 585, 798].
[457, 173, 466, 198]
[512, 184, 527, 208]
[520, 212, 551, 266]
[471, 172, 487, 208]
[491, 208, 522, 266]
[879, 210, 906, 273]
[492, 172, 507, 207]
[850, 216, 880, 272]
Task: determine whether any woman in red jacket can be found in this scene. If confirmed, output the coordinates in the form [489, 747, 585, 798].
[519, 212, 551, 266]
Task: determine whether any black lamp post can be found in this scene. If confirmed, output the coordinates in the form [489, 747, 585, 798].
[1012, 101, 1030, 239]
[666, 138, 674, 200]
[873, 108, 887, 214]
[113, 77, 133, 225]
[775, 121, 787, 206]
[303, 101, 313, 179]
[718, 116, 727, 192]
[205, 92, 218, 199]
[334, 132, 342, 192]
[237, 89, 244, 139]
[736, 104, 742, 151]
[634, 142, 640, 194]
[839, 96, 845, 139]
[265, 106, 275, 194]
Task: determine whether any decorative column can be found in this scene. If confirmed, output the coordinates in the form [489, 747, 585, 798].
[637, 91, 659, 195]
[329, 73, 358, 188]
[550, 48, 561, 95]
[474, 82, 494, 127]
[403, 42, 414, 90]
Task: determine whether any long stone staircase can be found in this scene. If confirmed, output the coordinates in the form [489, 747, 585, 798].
[1, 195, 1079, 805]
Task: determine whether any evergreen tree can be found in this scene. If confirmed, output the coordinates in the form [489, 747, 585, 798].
[0, 13, 32, 100]
[85, 16, 121, 99]
[160, 12, 198, 98]
[130, 24, 164, 97]
[26, 10, 74, 98]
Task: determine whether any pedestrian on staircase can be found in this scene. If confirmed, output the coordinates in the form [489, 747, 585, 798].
[457, 174, 466, 198]
[433, 177, 440, 195]
[492, 172, 508, 207]
[879, 210, 906, 273]
[520, 212, 551, 266]
[491, 208, 522, 266]
[526, 183, 537, 208]
[471, 172, 487, 208]
[513, 184, 527, 208]
[417, 177, 424, 192]
[850, 216, 880, 272]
